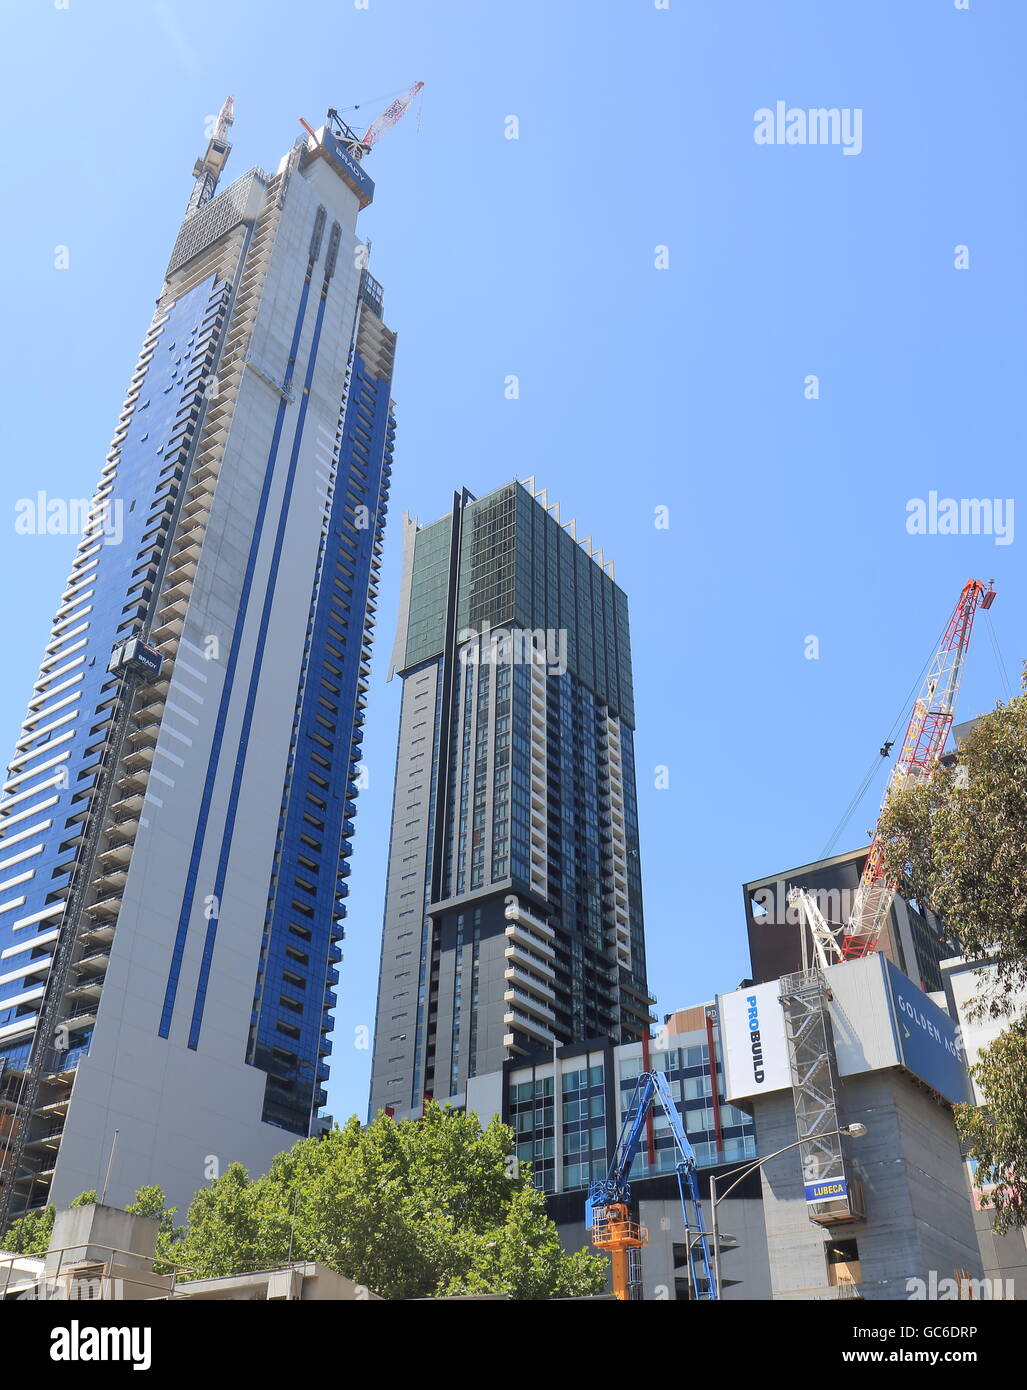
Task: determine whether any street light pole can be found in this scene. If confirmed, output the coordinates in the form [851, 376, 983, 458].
[708, 1124, 866, 1300]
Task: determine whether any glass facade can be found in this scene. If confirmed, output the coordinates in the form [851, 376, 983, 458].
[0, 275, 231, 1099]
[618, 1046, 757, 1175]
[248, 275, 395, 1133]
[505, 1023, 757, 1198]
[1, 117, 394, 1218]
[560, 1063, 607, 1191]
[370, 480, 652, 1117]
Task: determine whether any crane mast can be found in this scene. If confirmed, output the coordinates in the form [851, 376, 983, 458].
[185, 96, 235, 217]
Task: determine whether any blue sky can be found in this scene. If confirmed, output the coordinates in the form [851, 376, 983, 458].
[1, 0, 1022, 1127]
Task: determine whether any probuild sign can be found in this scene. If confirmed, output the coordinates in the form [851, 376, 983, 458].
[717, 954, 973, 1105]
[717, 980, 791, 1100]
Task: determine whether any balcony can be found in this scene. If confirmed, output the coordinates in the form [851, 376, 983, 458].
[503, 987, 556, 1025]
[503, 900, 554, 938]
[66, 977, 104, 1008]
[98, 841, 133, 871]
[502, 1008, 554, 1048]
[85, 894, 122, 921]
[134, 702, 164, 728]
[123, 745, 155, 774]
[115, 766, 149, 796]
[503, 942, 555, 979]
[503, 966, 557, 1005]
[135, 675, 170, 704]
[61, 1006, 98, 1033]
[164, 557, 198, 590]
[504, 921, 556, 961]
[75, 950, 111, 977]
[79, 922, 115, 947]
[149, 613, 184, 644]
[91, 867, 127, 896]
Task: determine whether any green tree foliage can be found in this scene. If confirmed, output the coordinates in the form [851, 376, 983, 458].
[2, 1188, 95, 1253]
[1, 1203, 55, 1254]
[173, 1103, 606, 1299]
[956, 1024, 1027, 1234]
[124, 1184, 180, 1274]
[877, 687, 1027, 1009]
[876, 686, 1027, 1225]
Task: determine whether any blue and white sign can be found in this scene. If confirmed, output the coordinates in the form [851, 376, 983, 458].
[718, 980, 792, 1100]
[805, 1177, 848, 1205]
[319, 129, 376, 206]
[883, 958, 973, 1105]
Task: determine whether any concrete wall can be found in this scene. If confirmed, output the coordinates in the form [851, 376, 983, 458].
[756, 1069, 983, 1300]
[973, 1206, 1027, 1299]
[368, 659, 440, 1117]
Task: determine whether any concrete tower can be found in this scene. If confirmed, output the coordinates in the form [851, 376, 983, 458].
[0, 106, 395, 1221]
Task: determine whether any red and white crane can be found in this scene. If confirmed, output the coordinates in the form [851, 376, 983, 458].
[306, 83, 424, 161]
[792, 577, 996, 968]
[360, 82, 424, 148]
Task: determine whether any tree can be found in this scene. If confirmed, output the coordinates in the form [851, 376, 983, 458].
[2, 1188, 95, 1253]
[877, 685, 1027, 1223]
[1, 1203, 54, 1255]
[955, 1024, 1027, 1234]
[124, 1185, 180, 1274]
[173, 1103, 606, 1299]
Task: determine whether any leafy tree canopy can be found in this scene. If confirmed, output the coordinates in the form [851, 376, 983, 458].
[4, 1107, 604, 1297]
[172, 1103, 605, 1300]
[877, 685, 1027, 1228]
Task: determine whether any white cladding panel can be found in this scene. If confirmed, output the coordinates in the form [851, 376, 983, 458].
[718, 980, 792, 1101]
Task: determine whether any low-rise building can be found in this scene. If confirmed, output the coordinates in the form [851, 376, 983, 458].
[717, 954, 987, 1300]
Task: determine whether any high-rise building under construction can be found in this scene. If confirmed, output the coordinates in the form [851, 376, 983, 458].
[369, 482, 653, 1118]
[0, 104, 396, 1222]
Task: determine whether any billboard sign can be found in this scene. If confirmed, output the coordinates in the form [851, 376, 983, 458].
[718, 979, 792, 1100]
[805, 1177, 848, 1205]
[318, 129, 376, 207]
[882, 958, 973, 1105]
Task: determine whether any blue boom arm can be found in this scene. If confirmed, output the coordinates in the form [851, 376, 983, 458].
[586, 1069, 718, 1299]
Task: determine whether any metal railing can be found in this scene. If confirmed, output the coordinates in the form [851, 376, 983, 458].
[0, 1243, 196, 1302]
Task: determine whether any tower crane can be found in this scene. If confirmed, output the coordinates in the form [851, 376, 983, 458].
[186, 96, 235, 216]
[792, 577, 995, 964]
[309, 82, 424, 162]
[586, 1070, 717, 1300]
[360, 82, 424, 148]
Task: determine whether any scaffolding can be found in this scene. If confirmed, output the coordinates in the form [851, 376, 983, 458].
[779, 969, 862, 1225]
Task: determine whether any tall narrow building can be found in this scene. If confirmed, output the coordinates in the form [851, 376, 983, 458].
[369, 482, 652, 1118]
[0, 105, 395, 1222]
